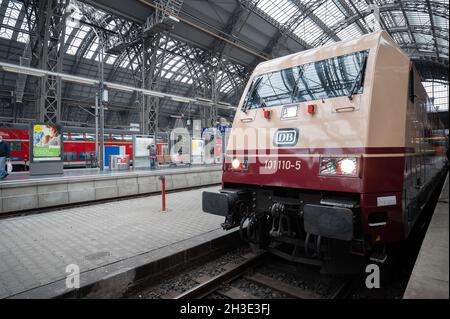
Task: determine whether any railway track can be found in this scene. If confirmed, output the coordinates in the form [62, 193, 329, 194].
[170, 251, 355, 300]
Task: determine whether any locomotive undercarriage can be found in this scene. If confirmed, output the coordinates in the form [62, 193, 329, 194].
[203, 184, 375, 272]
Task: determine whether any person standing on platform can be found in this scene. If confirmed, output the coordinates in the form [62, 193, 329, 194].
[0, 135, 10, 180]
[149, 144, 157, 170]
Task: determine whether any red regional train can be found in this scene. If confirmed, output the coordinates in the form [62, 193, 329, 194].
[202, 31, 448, 272]
[0, 124, 134, 169]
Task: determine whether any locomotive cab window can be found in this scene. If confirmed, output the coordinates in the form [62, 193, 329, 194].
[242, 50, 369, 111]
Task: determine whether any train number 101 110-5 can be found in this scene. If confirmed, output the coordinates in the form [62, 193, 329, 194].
[263, 159, 302, 170]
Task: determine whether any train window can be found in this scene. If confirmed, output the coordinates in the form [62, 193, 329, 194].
[123, 135, 132, 141]
[112, 134, 123, 141]
[64, 152, 77, 161]
[9, 141, 22, 151]
[104, 134, 111, 141]
[243, 50, 369, 110]
[63, 133, 69, 141]
[79, 152, 94, 161]
[85, 134, 95, 141]
[409, 66, 415, 103]
[71, 134, 84, 141]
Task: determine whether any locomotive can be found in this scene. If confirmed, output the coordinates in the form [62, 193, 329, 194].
[202, 31, 448, 271]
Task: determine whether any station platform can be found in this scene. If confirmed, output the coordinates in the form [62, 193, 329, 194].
[0, 185, 240, 299]
[404, 173, 449, 299]
[0, 165, 222, 215]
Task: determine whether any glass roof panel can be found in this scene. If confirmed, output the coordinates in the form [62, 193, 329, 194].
[66, 24, 90, 55]
[105, 55, 117, 64]
[256, 0, 297, 25]
[292, 17, 323, 44]
[85, 38, 99, 59]
[423, 81, 449, 111]
[313, 1, 344, 27]
[0, 0, 22, 39]
[336, 23, 363, 41]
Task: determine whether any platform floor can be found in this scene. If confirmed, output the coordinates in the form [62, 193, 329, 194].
[0, 186, 225, 298]
[404, 173, 449, 299]
[0, 164, 217, 185]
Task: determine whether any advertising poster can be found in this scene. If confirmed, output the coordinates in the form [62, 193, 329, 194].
[32, 124, 62, 161]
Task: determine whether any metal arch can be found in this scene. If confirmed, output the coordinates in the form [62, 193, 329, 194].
[239, 0, 311, 50]
[247, 0, 333, 60]
[390, 25, 448, 42]
[289, 0, 341, 43]
[208, 1, 253, 60]
[62, 13, 117, 99]
[312, 1, 449, 49]
[398, 0, 418, 51]
[333, 0, 368, 35]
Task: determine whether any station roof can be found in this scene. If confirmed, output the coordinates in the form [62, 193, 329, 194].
[0, 0, 448, 127]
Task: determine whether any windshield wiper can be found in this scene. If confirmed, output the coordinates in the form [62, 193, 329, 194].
[348, 55, 368, 100]
[242, 77, 262, 113]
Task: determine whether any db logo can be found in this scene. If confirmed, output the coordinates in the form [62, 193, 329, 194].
[274, 128, 299, 147]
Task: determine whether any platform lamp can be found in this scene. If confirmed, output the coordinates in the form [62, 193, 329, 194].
[66, 3, 108, 171]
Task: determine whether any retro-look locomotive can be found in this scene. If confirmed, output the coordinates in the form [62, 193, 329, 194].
[202, 31, 448, 271]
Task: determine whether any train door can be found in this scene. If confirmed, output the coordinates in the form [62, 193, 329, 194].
[156, 132, 170, 164]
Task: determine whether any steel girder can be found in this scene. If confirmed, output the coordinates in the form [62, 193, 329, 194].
[33, 0, 68, 124]
[313, 1, 449, 48]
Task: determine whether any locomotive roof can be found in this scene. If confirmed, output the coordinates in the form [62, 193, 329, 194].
[252, 31, 406, 77]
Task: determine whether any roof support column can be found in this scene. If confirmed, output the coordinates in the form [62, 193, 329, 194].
[35, 0, 68, 124]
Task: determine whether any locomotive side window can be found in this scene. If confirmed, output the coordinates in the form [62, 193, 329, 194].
[243, 50, 369, 110]
[408, 66, 415, 103]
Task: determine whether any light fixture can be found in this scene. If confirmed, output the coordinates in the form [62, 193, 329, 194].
[172, 96, 192, 103]
[64, 73, 97, 85]
[320, 157, 358, 176]
[217, 101, 231, 106]
[0, 61, 197, 104]
[168, 15, 180, 23]
[231, 158, 240, 170]
[142, 90, 165, 98]
[196, 97, 213, 103]
[1, 65, 45, 77]
[107, 82, 134, 93]
[339, 158, 357, 175]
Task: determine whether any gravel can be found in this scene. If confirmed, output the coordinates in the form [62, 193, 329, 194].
[126, 245, 252, 299]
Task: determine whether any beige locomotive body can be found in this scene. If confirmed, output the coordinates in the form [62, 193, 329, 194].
[203, 31, 447, 267]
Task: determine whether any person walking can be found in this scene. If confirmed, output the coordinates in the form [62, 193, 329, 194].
[149, 144, 157, 169]
[0, 135, 10, 180]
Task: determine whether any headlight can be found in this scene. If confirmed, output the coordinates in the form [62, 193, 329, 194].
[231, 158, 241, 169]
[228, 158, 249, 171]
[320, 157, 358, 176]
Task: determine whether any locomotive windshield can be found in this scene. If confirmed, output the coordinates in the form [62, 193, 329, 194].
[242, 50, 369, 111]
